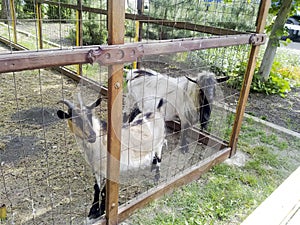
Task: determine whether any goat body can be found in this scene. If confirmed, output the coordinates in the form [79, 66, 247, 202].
[126, 69, 199, 125]
[80, 110, 165, 184]
[125, 68, 217, 152]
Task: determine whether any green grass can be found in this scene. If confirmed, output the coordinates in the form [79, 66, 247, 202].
[127, 118, 300, 225]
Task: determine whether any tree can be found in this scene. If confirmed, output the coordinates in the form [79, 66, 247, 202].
[23, 0, 35, 19]
[46, 0, 72, 21]
[258, 0, 296, 81]
[1, 0, 9, 21]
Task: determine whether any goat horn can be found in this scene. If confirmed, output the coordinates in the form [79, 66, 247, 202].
[57, 99, 75, 109]
[77, 92, 85, 109]
[216, 76, 230, 83]
[184, 75, 198, 84]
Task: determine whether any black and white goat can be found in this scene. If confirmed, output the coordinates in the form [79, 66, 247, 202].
[125, 68, 223, 153]
[57, 95, 166, 219]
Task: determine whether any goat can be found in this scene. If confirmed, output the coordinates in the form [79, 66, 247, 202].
[57, 95, 166, 219]
[125, 68, 223, 153]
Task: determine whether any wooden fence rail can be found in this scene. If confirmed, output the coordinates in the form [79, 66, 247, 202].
[0, 34, 265, 73]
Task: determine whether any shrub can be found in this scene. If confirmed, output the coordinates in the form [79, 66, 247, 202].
[68, 19, 107, 45]
[227, 60, 299, 97]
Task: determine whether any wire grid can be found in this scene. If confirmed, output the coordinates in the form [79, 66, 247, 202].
[0, 69, 86, 223]
[157, 0, 261, 31]
[118, 42, 250, 206]
[0, 0, 107, 50]
[0, 0, 262, 223]
[125, 0, 261, 42]
[1, 0, 262, 52]
[0, 47, 245, 224]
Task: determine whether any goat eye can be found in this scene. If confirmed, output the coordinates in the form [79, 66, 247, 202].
[145, 112, 152, 118]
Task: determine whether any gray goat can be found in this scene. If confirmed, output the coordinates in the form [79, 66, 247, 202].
[57, 95, 166, 219]
[125, 68, 223, 153]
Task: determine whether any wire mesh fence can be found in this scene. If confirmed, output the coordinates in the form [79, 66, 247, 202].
[0, 0, 269, 224]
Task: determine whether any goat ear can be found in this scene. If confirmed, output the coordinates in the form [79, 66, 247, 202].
[145, 112, 154, 119]
[157, 98, 166, 109]
[57, 110, 71, 119]
[88, 98, 101, 109]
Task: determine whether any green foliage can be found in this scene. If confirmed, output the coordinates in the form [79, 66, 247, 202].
[227, 60, 299, 97]
[269, 0, 300, 17]
[68, 17, 107, 45]
[141, 0, 258, 40]
[46, 3, 73, 21]
[265, 0, 300, 43]
[82, 20, 107, 45]
[22, 0, 35, 19]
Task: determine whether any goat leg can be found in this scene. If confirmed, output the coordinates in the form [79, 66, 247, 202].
[151, 154, 161, 182]
[180, 127, 189, 154]
[99, 184, 106, 216]
[200, 97, 211, 130]
[88, 182, 101, 219]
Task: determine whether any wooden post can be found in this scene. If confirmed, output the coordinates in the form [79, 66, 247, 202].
[8, 0, 17, 43]
[229, 0, 271, 157]
[106, 0, 125, 224]
[76, 0, 83, 75]
[0, 204, 7, 220]
[136, 0, 144, 69]
[36, 3, 43, 49]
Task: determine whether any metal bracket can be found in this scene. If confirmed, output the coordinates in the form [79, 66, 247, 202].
[249, 33, 266, 46]
[87, 45, 144, 65]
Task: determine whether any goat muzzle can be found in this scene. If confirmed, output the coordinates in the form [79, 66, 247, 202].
[87, 133, 97, 143]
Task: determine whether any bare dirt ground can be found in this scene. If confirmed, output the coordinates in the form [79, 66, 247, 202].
[223, 84, 300, 133]
[244, 88, 300, 133]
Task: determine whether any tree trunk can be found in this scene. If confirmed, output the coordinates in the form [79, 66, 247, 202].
[258, 0, 293, 81]
[1, 0, 9, 20]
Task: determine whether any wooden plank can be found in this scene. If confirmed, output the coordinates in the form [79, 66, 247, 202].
[136, 0, 144, 69]
[106, 64, 123, 225]
[76, 0, 83, 75]
[0, 35, 29, 51]
[0, 34, 265, 73]
[36, 3, 43, 49]
[92, 148, 231, 225]
[125, 13, 247, 35]
[9, 0, 17, 43]
[117, 147, 231, 222]
[241, 166, 300, 225]
[229, 0, 271, 156]
[89, 121, 230, 225]
[0, 36, 107, 95]
[105, 0, 125, 224]
[53, 66, 108, 96]
[256, 0, 272, 34]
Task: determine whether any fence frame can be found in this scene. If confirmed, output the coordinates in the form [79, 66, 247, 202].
[0, 0, 271, 224]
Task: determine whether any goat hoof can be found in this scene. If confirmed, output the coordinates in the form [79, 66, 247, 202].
[88, 208, 102, 219]
[181, 146, 189, 154]
[154, 173, 160, 183]
[88, 204, 104, 219]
